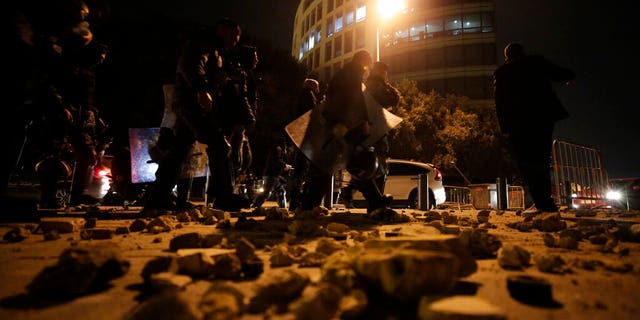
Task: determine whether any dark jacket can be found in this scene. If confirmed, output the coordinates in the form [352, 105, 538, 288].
[323, 61, 369, 131]
[493, 54, 575, 134]
[365, 74, 401, 108]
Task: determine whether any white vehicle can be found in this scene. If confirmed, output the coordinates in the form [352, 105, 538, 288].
[342, 158, 446, 209]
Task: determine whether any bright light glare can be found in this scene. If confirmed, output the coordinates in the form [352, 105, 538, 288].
[378, 0, 407, 20]
[606, 190, 622, 200]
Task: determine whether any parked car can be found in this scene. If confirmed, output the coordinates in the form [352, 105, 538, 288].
[342, 158, 446, 209]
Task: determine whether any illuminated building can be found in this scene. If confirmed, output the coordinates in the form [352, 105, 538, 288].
[292, 0, 496, 105]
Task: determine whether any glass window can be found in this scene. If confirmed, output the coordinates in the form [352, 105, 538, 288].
[327, 0, 334, 13]
[409, 21, 426, 41]
[336, 0, 343, 8]
[345, 7, 355, 25]
[445, 15, 462, 36]
[334, 35, 343, 57]
[356, 4, 366, 22]
[481, 12, 493, 32]
[426, 18, 443, 35]
[393, 27, 409, 44]
[315, 27, 322, 44]
[316, 4, 323, 21]
[335, 13, 344, 32]
[355, 25, 365, 48]
[463, 13, 481, 34]
[344, 30, 353, 53]
[326, 18, 334, 37]
[309, 33, 315, 50]
[299, 47, 303, 60]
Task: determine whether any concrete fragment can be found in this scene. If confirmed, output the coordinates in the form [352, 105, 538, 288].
[37, 217, 85, 234]
[27, 242, 130, 299]
[497, 244, 531, 269]
[354, 248, 460, 300]
[363, 234, 477, 277]
[199, 282, 245, 320]
[169, 232, 203, 251]
[3, 227, 30, 242]
[290, 283, 343, 320]
[149, 272, 192, 292]
[126, 292, 201, 320]
[248, 269, 311, 313]
[418, 295, 506, 320]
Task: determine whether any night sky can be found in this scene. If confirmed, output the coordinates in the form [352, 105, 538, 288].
[127, 0, 638, 178]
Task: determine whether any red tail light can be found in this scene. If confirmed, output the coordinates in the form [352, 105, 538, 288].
[94, 166, 111, 178]
[434, 168, 442, 181]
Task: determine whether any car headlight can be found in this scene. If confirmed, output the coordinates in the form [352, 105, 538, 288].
[606, 190, 622, 200]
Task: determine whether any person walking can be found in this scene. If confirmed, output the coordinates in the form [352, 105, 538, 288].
[251, 142, 292, 209]
[143, 18, 252, 214]
[301, 50, 392, 214]
[288, 78, 321, 211]
[341, 61, 401, 207]
[492, 42, 576, 216]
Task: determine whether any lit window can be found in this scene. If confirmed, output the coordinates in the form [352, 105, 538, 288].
[327, 18, 334, 37]
[335, 15, 344, 32]
[346, 8, 355, 25]
[309, 33, 315, 49]
[355, 5, 366, 22]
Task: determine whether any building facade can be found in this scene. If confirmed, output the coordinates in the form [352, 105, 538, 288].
[292, 0, 496, 105]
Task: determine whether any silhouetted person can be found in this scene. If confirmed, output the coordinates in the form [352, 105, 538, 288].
[493, 42, 575, 216]
[229, 45, 259, 186]
[301, 50, 392, 214]
[144, 18, 252, 214]
[251, 142, 292, 209]
[341, 61, 401, 207]
[289, 78, 321, 211]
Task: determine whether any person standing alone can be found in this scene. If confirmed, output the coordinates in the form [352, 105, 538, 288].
[492, 42, 576, 216]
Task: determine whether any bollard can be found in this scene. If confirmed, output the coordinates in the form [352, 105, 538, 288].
[496, 177, 507, 210]
[418, 173, 429, 210]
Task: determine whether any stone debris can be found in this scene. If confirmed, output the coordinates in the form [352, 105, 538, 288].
[35, 217, 86, 234]
[126, 291, 201, 320]
[497, 243, 531, 269]
[129, 218, 148, 232]
[418, 295, 507, 320]
[6, 205, 638, 319]
[149, 272, 192, 292]
[199, 282, 245, 320]
[534, 254, 571, 274]
[170, 232, 204, 251]
[146, 215, 177, 233]
[247, 269, 311, 313]
[289, 283, 343, 320]
[80, 228, 114, 240]
[3, 226, 30, 242]
[27, 242, 130, 299]
[354, 248, 460, 300]
[506, 275, 556, 307]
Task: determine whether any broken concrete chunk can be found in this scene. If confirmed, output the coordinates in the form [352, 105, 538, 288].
[418, 295, 506, 320]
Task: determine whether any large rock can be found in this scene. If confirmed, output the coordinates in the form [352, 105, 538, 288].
[354, 248, 460, 301]
[362, 234, 477, 277]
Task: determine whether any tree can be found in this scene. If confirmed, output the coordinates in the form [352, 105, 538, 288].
[388, 79, 516, 185]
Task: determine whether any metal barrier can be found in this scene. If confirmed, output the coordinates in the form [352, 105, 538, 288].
[444, 185, 471, 205]
[551, 140, 608, 208]
[507, 186, 525, 210]
[463, 183, 524, 210]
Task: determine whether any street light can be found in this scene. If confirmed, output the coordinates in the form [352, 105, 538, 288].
[375, 0, 407, 61]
